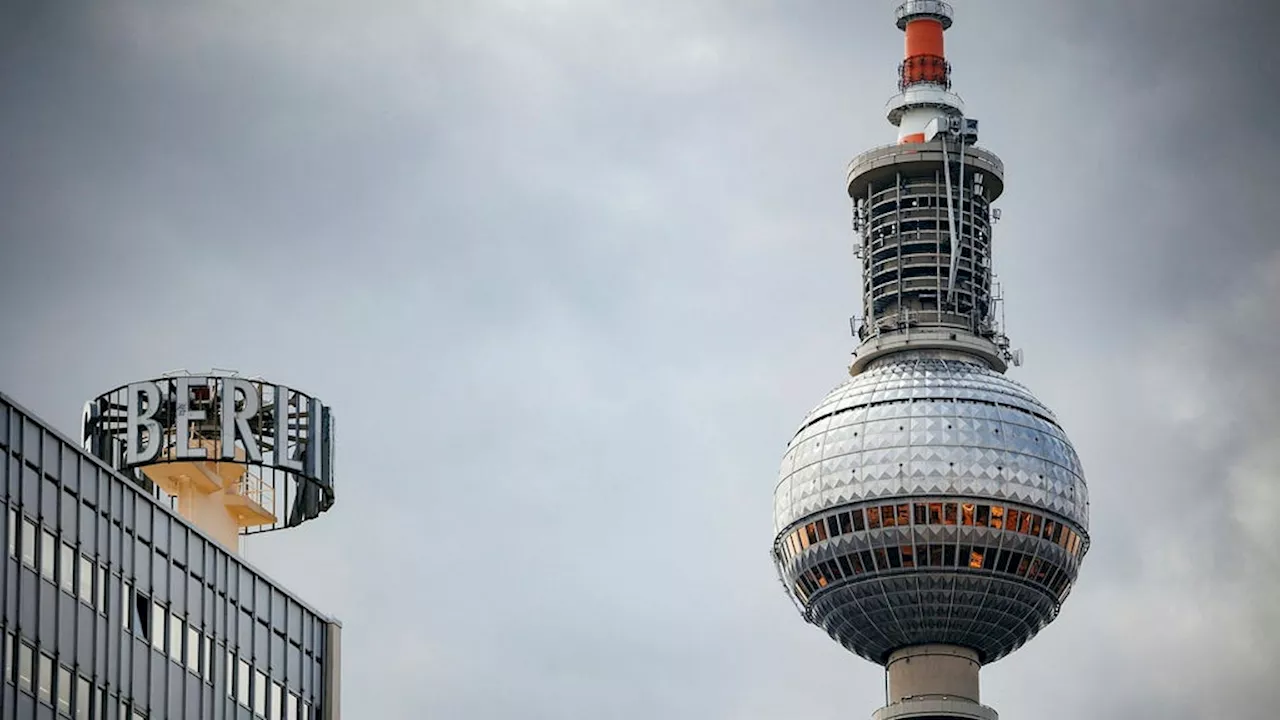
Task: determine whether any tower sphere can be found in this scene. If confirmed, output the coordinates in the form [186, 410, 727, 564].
[771, 355, 1089, 664]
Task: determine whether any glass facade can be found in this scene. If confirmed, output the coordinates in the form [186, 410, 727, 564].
[0, 393, 340, 719]
[774, 497, 1086, 606]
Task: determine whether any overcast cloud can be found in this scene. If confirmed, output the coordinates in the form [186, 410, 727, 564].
[1, 0, 1277, 718]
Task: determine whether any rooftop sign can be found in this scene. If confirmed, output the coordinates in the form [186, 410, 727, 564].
[82, 373, 335, 534]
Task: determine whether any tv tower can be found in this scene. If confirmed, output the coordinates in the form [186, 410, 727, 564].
[771, 3, 1090, 719]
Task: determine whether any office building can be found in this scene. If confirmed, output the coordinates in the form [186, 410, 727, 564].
[1, 372, 340, 719]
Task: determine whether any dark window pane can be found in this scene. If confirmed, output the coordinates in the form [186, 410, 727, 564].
[837, 556, 854, 577]
[858, 551, 874, 573]
[982, 549, 998, 570]
[825, 516, 840, 539]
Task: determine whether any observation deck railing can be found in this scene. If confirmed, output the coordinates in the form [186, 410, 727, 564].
[895, 0, 954, 27]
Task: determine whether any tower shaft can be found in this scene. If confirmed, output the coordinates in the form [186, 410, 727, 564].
[876, 645, 995, 720]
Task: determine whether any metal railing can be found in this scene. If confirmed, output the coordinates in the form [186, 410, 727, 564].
[231, 471, 275, 515]
[895, 0, 954, 26]
[899, 55, 951, 91]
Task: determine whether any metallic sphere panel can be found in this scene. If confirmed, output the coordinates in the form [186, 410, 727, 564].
[774, 357, 1088, 535]
[814, 573, 1056, 662]
[771, 356, 1090, 663]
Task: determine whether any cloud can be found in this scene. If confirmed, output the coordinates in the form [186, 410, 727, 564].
[1, 0, 1277, 718]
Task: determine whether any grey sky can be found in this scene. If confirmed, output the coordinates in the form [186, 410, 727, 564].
[1, 0, 1277, 718]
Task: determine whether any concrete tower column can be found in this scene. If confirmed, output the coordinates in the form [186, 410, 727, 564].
[875, 646, 995, 719]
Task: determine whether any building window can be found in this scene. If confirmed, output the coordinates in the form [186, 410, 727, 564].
[169, 615, 184, 663]
[237, 658, 250, 707]
[913, 503, 927, 525]
[21, 517, 35, 567]
[1042, 519, 1056, 541]
[837, 512, 853, 535]
[17, 641, 32, 692]
[895, 504, 910, 526]
[982, 549, 998, 570]
[57, 665, 72, 715]
[204, 639, 213, 683]
[927, 503, 943, 524]
[824, 516, 840, 539]
[75, 675, 91, 719]
[134, 591, 153, 641]
[1016, 554, 1031, 576]
[271, 681, 282, 720]
[41, 530, 56, 580]
[38, 651, 52, 704]
[287, 693, 299, 720]
[943, 503, 958, 525]
[187, 627, 201, 674]
[254, 669, 266, 716]
[119, 699, 147, 720]
[880, 505, 896, 528]
[122, 581, 134, 631]
[60, 542, 75, 593]
[78, 555, 94, 604]
[6, 507, 14, 558]
[151, 601, 166, 653]
[926, 544, 943, 567]
[97, 566, 107, 612]
[989, 505, 1005, 529]
[837, 555, 854, 577]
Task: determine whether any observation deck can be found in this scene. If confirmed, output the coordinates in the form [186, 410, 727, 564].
[848, 141, 1009, 371]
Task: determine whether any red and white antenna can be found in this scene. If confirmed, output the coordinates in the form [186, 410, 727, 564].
[887, 1, 965, 144]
